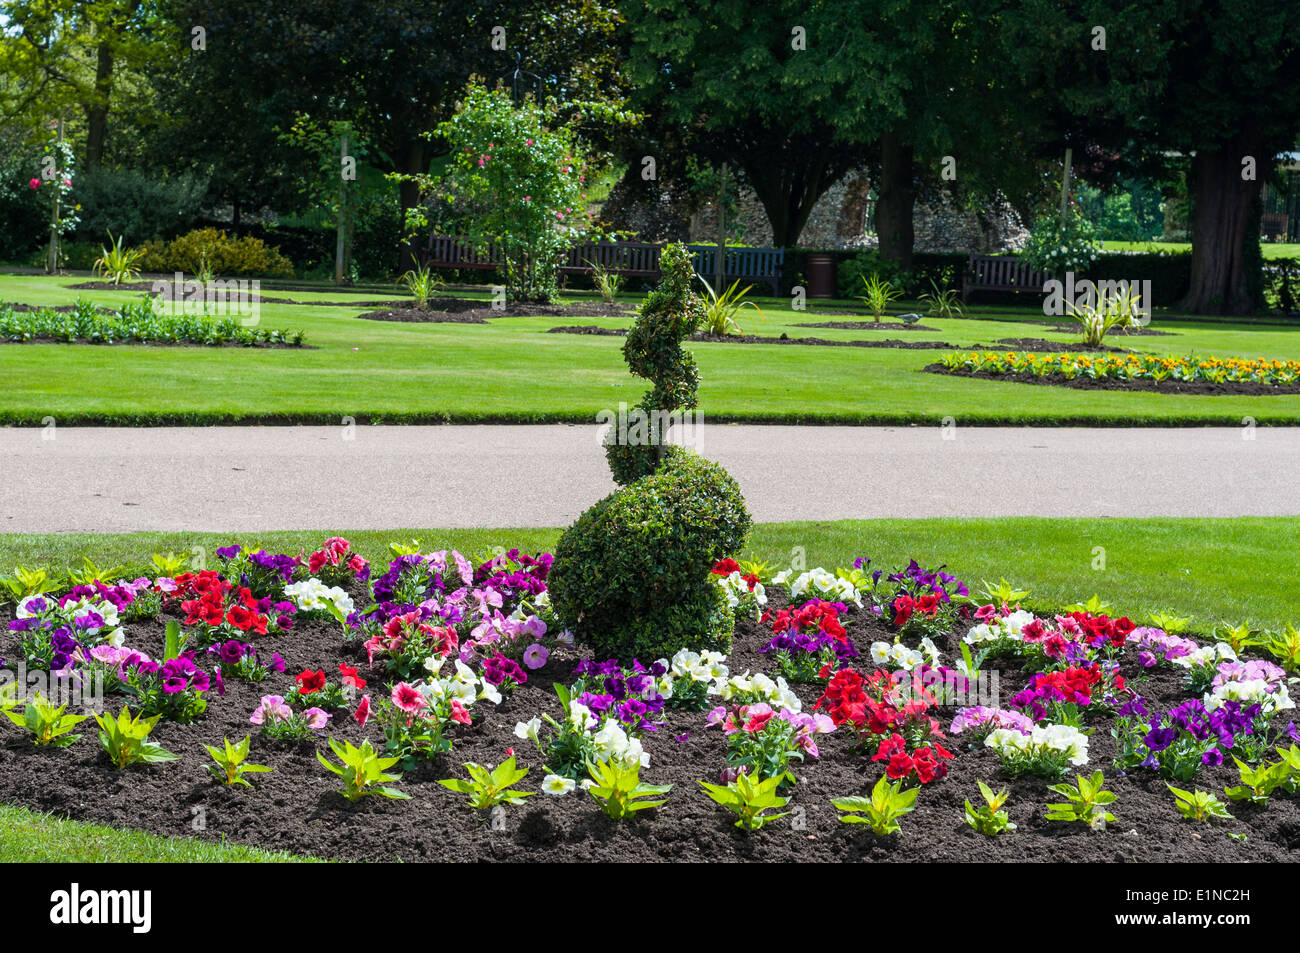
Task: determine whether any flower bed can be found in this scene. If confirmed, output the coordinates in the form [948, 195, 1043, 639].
[931, 351, 1300, 396]
[1, 541, 1298, 862]
[0, 300, 305, 347]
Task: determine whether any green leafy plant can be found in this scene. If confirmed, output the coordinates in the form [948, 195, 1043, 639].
[965, 780, 1016, 835]
[587, 259, 624, 305]
[398, 264, 442, 309]
[1167, 785, 1233, 823]
[698, 772, 791, 831]
[387, 538, 422, 557]
[696, 276, 762, 336]
[150, 551, 191, 575]
[1224, 757, 1290, 805]
[317, 737, 409, 802]
[1264, 624, 1300, 672]
[205, 735, 272, 787]
[919, 278, 963, 318]
[1021, 206, 1100, 274]
[1147, 610, 1192, 634]
[0, 565, 57, 601]
[979, 577, 1031, 606]
[1063, 288, 1143, 347]
[857, 272, 901, 322]
[3, 692, 87, 747]
[95, 706, 179, 769]
[1213, 621, 1263, 654]
[91, 230, 145, 286]
[1061, 594, 1113, 615]
[584, 758, 671, 820]
[830, 775, 919, 835]
[65, 556, 126, 589]
[1045, 770, 1117, 829]
[438, 756, 534, 810]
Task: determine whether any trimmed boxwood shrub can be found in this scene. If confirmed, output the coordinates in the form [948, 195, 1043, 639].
[139, 227, 294, 278]
[547, 447, 752, 662]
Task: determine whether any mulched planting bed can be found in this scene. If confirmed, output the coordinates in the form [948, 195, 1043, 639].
[994, 338, 1132, 354]
[3, 301, 114, 314]
[1046, 324, 1173, 337]
[1, 584, 1294, 863]
[794, 320, 941, 332]
[358, 298, 634, 324]
[926, 364, 1300, 396]
[548, 326, 962, 350]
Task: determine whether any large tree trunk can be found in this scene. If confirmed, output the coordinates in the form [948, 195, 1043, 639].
[84, 41, 115, 170]
[1182, 140, 1263, 315]
[874, 132, 914, 271]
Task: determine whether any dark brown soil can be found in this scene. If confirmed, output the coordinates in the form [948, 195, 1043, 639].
[357, 299, 634, 324]
[0, 338, 308, 349]
[3, 302, 114, 314]
[548, 326, 964, 350]
[927, 364, 1300, 396]
[795, 320, 940, 332]
[994, 338, 1132, 354]
[65, 281, 160, 292]
[1046, 324, 1173, 337]
[0, 594, 1293, 863]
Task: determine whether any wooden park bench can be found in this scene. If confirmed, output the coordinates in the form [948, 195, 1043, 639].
[962, 254, 1049, 303]
[424, 236, 784, 294]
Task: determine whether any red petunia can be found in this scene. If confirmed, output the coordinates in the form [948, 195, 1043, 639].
[296, 669, 326, 694]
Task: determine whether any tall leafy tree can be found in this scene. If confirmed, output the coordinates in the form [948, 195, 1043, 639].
[623, 0, 882, 247]
[994, 0, 1300, 314]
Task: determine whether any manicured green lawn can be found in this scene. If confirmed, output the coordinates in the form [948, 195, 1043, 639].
[1101, 240, 1300, 259]
[0, 804, 316, 862]
[3, 517, 1295, 630]
[3, 273, 1300, 426]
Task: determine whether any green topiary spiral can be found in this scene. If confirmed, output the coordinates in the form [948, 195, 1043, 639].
[603, 242, 705, 485]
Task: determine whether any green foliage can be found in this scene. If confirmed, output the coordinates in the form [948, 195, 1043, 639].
[698, 773, 791, 831]
[1213, 621, 1263, 654]
[979, 577, 1031, 606]
[1045, 770, 1116, 829]
[205, 735, 272, 787]
[1264, 624, 1300, 672]
[1167, 785, 1233, 823]
[1146, 610, 1192, 634]
[407, 82, 619, 303]
[965, 780, 1016, 835]
[4, 692, 87, 747]
[73, 169, 206, 243]
[91, 231, 145, 286]
[398, 265, 443, 309]
[138, 228, 293, 278]
[857, 273, 902, 322]
[95, 707, 179, 770]
[0, 299, 304, 347]
[0, 565, 57, 601]
[438, 756, 534, 810]
[697, 277, 762, 336]
[604, 243, 705, 484]
[548, 449, 749, 662]
[831, 776, 919, 835]
[1224, 757, 1290, 805]
[919, 279, 964, 319]
[584, 758, 671, 820]
[317, 737, 409, 802]
[587, 260, 624, 305]
[1021, 207, 1101, 276]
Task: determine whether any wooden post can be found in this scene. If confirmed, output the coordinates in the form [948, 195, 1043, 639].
[715, 162, 727, 291]
[46, 118, 63, 275]
[1060, 147, 1073, 229]
[335, 132, 349, 285]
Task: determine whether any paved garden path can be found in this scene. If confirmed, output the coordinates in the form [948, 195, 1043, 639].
[1, 425, 1296, 532]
